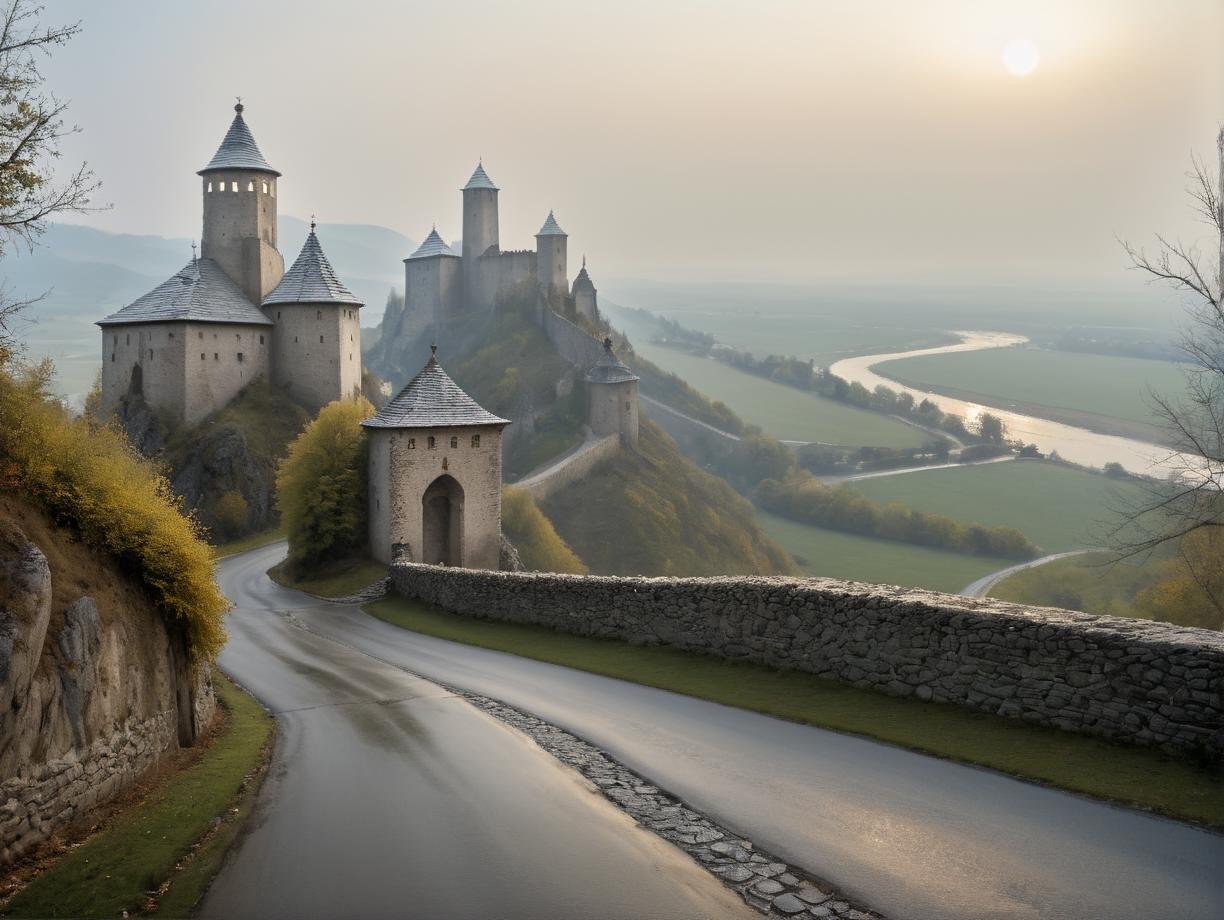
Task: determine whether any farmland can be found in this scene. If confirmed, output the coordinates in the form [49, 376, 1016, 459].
[634, 342, 930, 447]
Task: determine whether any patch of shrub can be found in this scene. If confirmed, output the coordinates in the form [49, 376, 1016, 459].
[211, 490, 249, 541]
[0, 357, 227, 661]
[754, 473, 1040, 560]
[502, 487, 587, 574]
[277, 398, 374, 572]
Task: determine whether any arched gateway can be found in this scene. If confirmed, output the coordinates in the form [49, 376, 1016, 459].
[362, 346, 509, 569]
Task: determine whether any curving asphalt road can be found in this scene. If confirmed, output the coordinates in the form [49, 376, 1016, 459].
[961, 549, 1096, 598]
[207, 544, 1224, 920]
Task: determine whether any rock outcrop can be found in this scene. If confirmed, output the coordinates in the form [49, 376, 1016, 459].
[170, 423, 272, 535]
[0, 501, 214, 864]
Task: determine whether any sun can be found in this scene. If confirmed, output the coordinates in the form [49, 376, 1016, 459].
[1002, 38, 1040, 77]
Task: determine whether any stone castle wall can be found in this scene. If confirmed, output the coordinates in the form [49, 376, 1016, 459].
[542, 306, 605, 368]
[268, 303, 362, 411]
[513, 433, 620, 503]
[389, 565, 1224, 760]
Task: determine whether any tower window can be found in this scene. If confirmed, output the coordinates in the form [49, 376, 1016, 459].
[277, 311, 281, 319]
[294, 336, 298, 343]
[407, 438, 416, 449]
[231, 181, 238, 192]
[319, 335, 324, 343]
[427, 436, 436, 449]
[111, 353, 115, 362]
[247, 181, 255, 192]
[112, 335, 117, 345]
[262, 181, 268, 194]
[316, 310, 321, 320]
[449, 436, 458, 449]
[199, 331, 203, 339]
[214, 353, 219, 360]
[148, 348, 153, 359]
[168, 331, 174, 339]
[259, 334, 264, 344]
[236, 333, 241, 341]
[207, 181, 213, 192]
[201, 353, 205, 360]
[471, 435, 480, 448]
[237, 352, 244, 362]
[126, 333, 130, 345]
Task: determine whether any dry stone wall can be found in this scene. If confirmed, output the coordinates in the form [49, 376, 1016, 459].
[514, 433, 620, 503]
[389, 565, 1224, 761]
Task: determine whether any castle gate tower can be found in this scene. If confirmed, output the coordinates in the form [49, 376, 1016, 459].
[571, 256, 598, 321]
[535, 210, 568, 299]
[199, 102, 284, 306]
[362, 347, 510, 568]
[461, 162, 499, 309]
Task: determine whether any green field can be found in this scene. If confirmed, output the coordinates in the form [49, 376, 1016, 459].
[758, 510, 1008, 592]
[875, 347, 1188, 428]
[634, 342, 929, 447]
[851, 460, 1141, 554]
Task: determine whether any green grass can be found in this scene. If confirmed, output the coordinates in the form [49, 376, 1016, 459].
[211, 524, 286, 560]
[5, 675, 273, 919]
[851, 460, 1142, 554]
[365, 596, 1224, 828]
[634, 342, 929, 447]
[875, 347, 1188, 428]
[268, 556, 388, 598]
[990, 550, 1166, 620]
[758, 509, 1009, 592]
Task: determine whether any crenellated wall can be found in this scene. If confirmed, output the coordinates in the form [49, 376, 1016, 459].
[389, 564, 1224, 761]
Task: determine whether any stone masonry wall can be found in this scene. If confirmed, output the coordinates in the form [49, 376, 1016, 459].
[542, 306, 604, 369]
[514, 433, 620, 503]
[390, 565, 1224, 761]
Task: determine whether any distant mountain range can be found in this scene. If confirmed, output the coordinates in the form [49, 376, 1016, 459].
[7, 219, 415, 398]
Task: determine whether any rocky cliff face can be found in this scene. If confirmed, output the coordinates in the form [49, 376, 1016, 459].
[0, 498, 214, 864]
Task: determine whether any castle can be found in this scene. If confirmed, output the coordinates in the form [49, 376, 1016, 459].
[97, 103, 364, 427]
[97, 101, 637, 571]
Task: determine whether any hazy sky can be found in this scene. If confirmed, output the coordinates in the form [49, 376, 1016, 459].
[44, 0, 1224, 283]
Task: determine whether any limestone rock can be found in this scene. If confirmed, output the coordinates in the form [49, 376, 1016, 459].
[0, 523, 52, 736]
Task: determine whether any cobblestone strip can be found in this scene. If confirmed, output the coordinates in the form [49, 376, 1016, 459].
[458, 690, 885, 919]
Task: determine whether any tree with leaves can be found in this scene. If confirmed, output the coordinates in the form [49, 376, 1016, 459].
[1116, 126, 1223, 623]
[0, 1, 97, 355]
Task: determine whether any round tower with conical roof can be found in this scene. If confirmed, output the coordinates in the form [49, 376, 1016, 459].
[572, 255, 598, 321]
[461, 162, 499, 309]
[404, 227, 461, 342]
[262, 222, 364, 410]
[199, 102, 284, 307]
[585, 337, 639, 447]
[535, 210, 568, 300]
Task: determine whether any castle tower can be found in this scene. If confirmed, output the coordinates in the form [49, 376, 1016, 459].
[585, 337, 639, 447]
[461, 162, 499, 308]
[362, 346, 510, 568]
[571, 255, 598, 321]
[535, 210, 568, 299]
[199, 102, 284, 306]
[262, 222, 364, 410]
[403, 227, 461, 342]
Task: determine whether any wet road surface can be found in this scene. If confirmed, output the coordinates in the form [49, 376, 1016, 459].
[212, 544, 1224, 920]
[199, 555, 755, 919]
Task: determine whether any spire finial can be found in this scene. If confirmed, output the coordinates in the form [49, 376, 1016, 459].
[191, 240, 197, 262]
[603, 336, 613, 353]
[430, 341, 438, 357]
[582, 254, 587, 269]
[310, 213, 317, 232]
[235, 95, 243, 114]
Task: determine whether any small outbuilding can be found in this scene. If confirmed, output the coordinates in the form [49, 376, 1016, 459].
[362, 347, 510, 568]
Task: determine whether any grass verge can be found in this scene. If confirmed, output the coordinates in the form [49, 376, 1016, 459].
[3, 675, 273, 919]
[366, 596, 1224, 828]
[211, 524, 286, 560]
[268, 555, 387, 598]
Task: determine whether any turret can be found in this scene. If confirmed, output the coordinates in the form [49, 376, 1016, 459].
[461, 162, 499, 308]
[262, 221, 363, 410]
[199, 102, 284, 307]
[403, 227, 461, 342]
[535, 210, 568, 299]
[585, 337, 639, 448]
[571, 255, 598, 321]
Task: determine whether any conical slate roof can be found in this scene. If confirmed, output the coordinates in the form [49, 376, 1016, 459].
[406, 228, 460, 261]
[585, 338, 638, 385]
[98, 257, 272, 327]
[199, 103, 280, 176]
[463, 162, 498, 191]
[536, 210, 566, 237]
[264, 226, 362, 306]
[362, 349, 510, 430]
[572, 257, 595, 291]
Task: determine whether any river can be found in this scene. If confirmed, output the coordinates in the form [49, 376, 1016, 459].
[829, 331, 1189, 478]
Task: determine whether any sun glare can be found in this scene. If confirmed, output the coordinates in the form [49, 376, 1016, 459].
[1002, 38, 1040, 77]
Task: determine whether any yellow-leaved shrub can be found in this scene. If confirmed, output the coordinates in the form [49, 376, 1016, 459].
[0, 357, 228, 661]
[277, 398, 374, 571]
[502, 487, 587, 574]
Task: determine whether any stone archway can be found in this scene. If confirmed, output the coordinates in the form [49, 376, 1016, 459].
[128, 363, 144, 397]
[422, 474, 464, 566]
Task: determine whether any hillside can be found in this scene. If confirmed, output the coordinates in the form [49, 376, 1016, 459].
[541, 419, 797, 576]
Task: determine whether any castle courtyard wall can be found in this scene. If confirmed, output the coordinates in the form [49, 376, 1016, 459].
[368, 425, 503, 568]
[389, 566, 1224, 761]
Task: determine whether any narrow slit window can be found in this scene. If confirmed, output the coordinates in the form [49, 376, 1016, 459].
[427, 436, 436, 449]
[247, 181, 255, 191]
[259, 334, 264, 344]
[214, 352, 219, 360]
[262, 181, 269, 194]
[407, 437, 416, 449]
[207, 181, 213, 192]
[319, 335, 324, 343]
[237, 352, 244, 362]
[449, 436, 458, 449]
[316, 310, 322, 320]
[471, 435, 480, 448]
[201, 353, 206, 360]
[231, 181, 239, 192]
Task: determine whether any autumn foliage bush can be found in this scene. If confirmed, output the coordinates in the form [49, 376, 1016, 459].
[276, 398, 374, 572]
[501, 487, 587, 574]
[0, 357, 227, 661]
